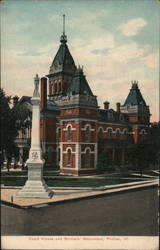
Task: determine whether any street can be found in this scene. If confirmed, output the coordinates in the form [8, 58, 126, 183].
[1, 186, 159, 236]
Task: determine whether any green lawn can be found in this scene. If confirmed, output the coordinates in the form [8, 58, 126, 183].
[1, 176, 147, 188]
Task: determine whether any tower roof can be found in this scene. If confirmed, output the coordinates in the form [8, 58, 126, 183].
[123, 81, 146, 106]
[49, 15, 76, 75]
[67, 66, 93, 96]
[49, 42, 76, 75]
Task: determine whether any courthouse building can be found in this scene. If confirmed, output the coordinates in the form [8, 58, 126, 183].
[14, 27, 151, 175]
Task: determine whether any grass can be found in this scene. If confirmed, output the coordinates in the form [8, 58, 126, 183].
[1, 176, 147, 188]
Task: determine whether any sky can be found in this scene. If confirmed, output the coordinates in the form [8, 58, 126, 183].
[1, 0, 159, 121]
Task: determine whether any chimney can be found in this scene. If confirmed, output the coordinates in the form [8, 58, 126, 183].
[116, 102, 121, 112]
[12, 96, 19, 107]
[41, 77, 47, 109]
[104, 101, 110, 110]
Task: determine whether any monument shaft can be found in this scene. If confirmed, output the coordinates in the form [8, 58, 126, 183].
[17, 75, 53, 198]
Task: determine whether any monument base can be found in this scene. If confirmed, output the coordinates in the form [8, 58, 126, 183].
[17, 162, 53, 199]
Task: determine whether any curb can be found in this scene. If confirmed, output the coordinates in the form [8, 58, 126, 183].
[1, 181, 158, 209]
[1, 200, 25, 209]
[20, 182, 160, 209]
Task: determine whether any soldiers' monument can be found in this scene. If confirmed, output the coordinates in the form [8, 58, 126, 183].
[17, 75, 53, 198]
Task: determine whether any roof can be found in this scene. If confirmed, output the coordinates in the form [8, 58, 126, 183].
[67, 67, 93, 96]
[16, 96, 59, 111]
[123, 82, 146, 106]
[49, 35, 76, 75]
[98, 109, 129, 123]
[16, 96, 32, 105]
[46, 100, 59, 111]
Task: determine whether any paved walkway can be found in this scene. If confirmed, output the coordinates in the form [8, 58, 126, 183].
[1, 180, 158, 208]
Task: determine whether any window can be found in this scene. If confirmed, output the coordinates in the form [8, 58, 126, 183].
[58, 81, 61, 92]
[116, 129, 120, 137]
[85, 149, 90, 167]
[67, 149, 71, 165]
[57, 128, 61, 140]
[85, 126, 91, 142]
[108, 111, 113, 120]
[67, 126, 72, 141]
[124, 129, 127, 135]
[99, 127, 103, 134]
[107, 128, 112, 137]
[54, 81, 57, 93]
[58, 148, 60, 162]
[66, 109, 72, 113]
[141, 129, 145, 135]
[48, 146, 53, 162]
[119, 114, 124, 121]
[141, 129, 146, 141]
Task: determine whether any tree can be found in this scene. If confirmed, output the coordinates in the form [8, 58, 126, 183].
[97, 140, 114, 172]
[127, 140, 155, 176]
[12, 98, 32, 166]
[149, 122, 160, 167]
[0, 89, 18, 167]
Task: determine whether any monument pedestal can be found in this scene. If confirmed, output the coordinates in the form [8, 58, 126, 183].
[17, 162, 53, 198]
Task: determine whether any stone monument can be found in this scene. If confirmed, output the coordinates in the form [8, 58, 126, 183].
[17, 75, 53, 198]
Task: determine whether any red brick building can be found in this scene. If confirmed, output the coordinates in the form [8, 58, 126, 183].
[14, 29, 151, 175]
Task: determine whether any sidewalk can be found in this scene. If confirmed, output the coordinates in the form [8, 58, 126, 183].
[1, 179, 159, 208]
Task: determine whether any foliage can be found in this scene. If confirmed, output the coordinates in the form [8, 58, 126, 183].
[149, 122, 160, 166]
[0, 90, 32, 166]
[97, 145, 115, 172]
[13, 101, 32, 131]
[127, 143, 147, 173]
[126, 122, 160, 174]
[0, 89, 17, 163]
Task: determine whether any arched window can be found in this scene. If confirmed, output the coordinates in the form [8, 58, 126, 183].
[116, 129, 120, 137]
[67, 149, 71, 165]
[107, 128, 112, 137]
[67, 126, 72, 141]
[141, 129, 146, 135]
[141, 129, 146, 141]
[85, 126, 91, 142]
[99, 127, 103, 136]
[54, 81, 57, 94]
[85, 149, 90, 167]
[123, 129, 127, 135]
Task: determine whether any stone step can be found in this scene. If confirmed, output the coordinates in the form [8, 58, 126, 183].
[17, 192, 53, 198]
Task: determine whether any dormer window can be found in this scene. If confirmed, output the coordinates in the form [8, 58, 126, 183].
[120, 114, 124, 121]
[108, 111, 113, 120]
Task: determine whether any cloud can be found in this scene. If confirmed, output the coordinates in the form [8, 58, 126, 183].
[1, 37, 158, 122]
[141, 52, 159, 68]
[118, 18, 147, 36]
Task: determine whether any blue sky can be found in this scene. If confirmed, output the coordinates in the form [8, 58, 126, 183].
[1, 0, 159, 121]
